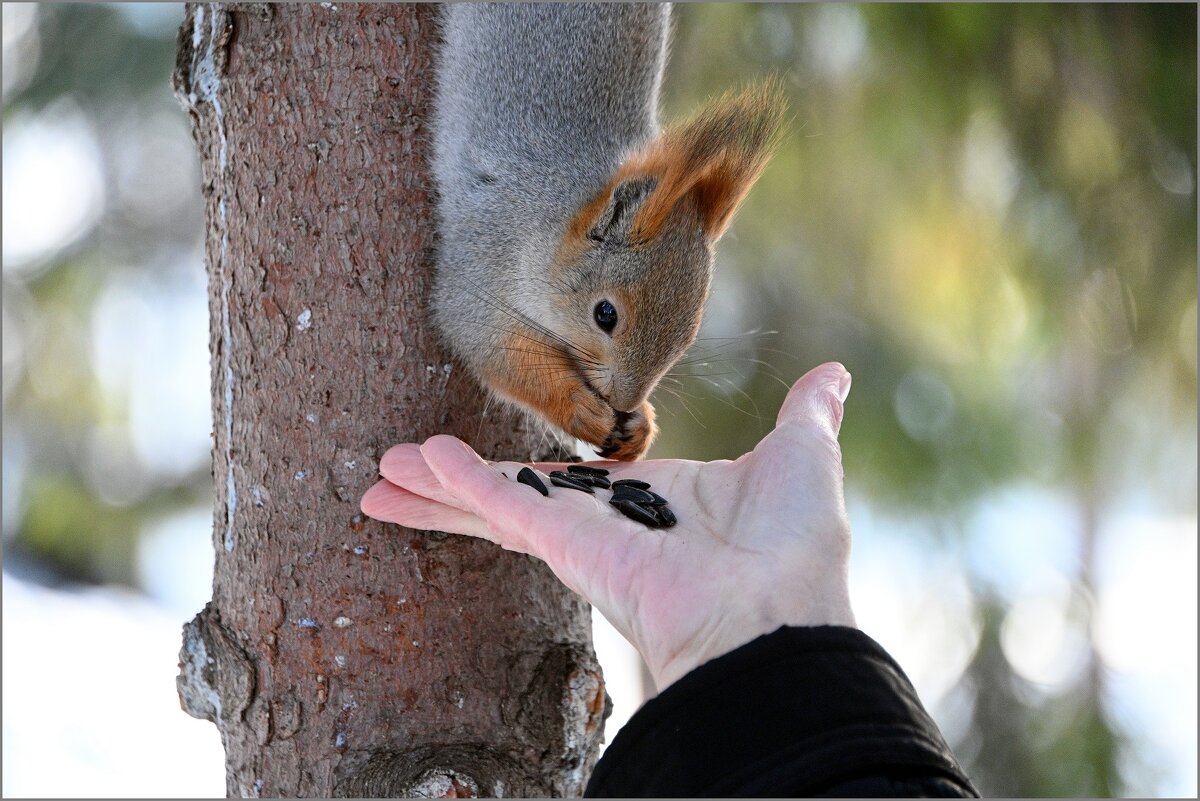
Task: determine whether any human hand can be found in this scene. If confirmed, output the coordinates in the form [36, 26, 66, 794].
[361, 362, 856, 691]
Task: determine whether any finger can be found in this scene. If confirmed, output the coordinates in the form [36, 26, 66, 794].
[419, 435, 626, 559]
[379, 442, 423, 483]
[380, 442, 470, 508]
[383, 443, 620, 506]
[360, 479, 496, 542]
[775, 361, 851, 435]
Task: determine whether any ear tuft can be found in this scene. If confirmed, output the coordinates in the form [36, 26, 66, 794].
[620, 79, 788, 244]
[587, 176, 658, 244]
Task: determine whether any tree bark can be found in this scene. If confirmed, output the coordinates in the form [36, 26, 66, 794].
[171, 4, 606, 797]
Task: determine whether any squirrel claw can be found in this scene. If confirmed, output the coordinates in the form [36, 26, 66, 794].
[554, 385, 657, 461]
[568, 386, 619, 447]
[597, 403, 657, 461]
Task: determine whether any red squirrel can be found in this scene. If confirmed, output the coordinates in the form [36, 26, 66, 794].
[431, 4, 784, 460]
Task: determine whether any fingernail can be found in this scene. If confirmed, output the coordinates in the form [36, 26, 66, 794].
[837, 370, 852, 403]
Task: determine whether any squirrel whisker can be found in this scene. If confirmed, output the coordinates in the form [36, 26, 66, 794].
[651, 382, 708, 430]
[677, 373, 766, 422]
[459, 278, 605, 366]
[454, 315, 605, 369]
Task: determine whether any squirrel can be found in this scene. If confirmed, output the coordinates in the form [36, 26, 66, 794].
[431, 3, 785, 460]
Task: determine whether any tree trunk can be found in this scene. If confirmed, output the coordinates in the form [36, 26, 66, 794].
[171, 4, 606, 796]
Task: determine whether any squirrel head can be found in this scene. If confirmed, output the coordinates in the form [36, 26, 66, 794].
[550, 81, 787, 413]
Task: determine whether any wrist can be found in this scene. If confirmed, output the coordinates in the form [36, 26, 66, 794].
[651, 600, 856, 692]
[651, 568, 856, 692]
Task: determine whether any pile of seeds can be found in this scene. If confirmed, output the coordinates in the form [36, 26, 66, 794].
[513, 464, 677, 529]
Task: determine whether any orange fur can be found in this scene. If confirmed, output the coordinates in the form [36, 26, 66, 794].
[563, 79, 787, 255]
[562, 193, 609, 266]
[479, 331, 615, 447]
[479, 330, 657, 459]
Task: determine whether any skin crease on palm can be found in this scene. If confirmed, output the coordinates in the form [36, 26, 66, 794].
[361, 361, 857, 692]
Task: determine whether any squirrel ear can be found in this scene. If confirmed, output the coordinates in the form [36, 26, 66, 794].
[586, 176, 658, 244]
[621, 80, 787, 244]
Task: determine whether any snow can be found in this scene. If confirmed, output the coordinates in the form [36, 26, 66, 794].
[2, 573, 226, 797]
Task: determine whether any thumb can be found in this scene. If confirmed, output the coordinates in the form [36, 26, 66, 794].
[775, 362, 851, 435]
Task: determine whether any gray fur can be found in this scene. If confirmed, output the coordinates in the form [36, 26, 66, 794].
[431, 2, 713, 451]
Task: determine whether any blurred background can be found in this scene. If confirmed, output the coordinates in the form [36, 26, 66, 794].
[2, 3, 1195, 797]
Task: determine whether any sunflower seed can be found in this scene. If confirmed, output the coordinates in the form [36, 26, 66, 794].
[570, 473, 611, 489]
[549, 473, 595, 493]
[611, 486, 655, 504]
[611, 478, 651, 490]
[609, 498, 661, 527]
[643, 491, 669, 507]
[516, 467, 548, 496]
[654, 505, 677, 527]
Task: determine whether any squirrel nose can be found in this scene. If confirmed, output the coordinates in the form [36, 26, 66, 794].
[607, 382, 646, 413]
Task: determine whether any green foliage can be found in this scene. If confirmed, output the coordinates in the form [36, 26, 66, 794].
[657, 4, 1196, 509]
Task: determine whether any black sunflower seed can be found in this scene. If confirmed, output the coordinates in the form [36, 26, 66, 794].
[609, 498, 661, 527]
[643, 491, 669, 507]
[571, 474, 611, 489]
[611, 486, 655, 504]
[567, 464, 610, 477]
[654, 505, 677, 527]
[549, 474, 594, 493]
[516, 467, 548, 496]
[610, 478, 651, 490]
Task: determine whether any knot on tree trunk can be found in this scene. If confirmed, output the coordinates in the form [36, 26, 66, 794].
[178, 602, 257, 726]
[514, 643, 610, 753]
[328, 645, 610, 798]
[511, 643, 611, 795]
[333, 743, 520, 798]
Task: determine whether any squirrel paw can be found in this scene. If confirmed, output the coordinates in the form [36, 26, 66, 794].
[567, 386, 619, 447]
[597, 402, 657, 461]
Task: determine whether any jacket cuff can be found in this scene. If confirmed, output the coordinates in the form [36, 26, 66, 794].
[585, 625, 977, 797]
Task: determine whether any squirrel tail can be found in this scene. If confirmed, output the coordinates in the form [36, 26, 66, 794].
[621, 78, 789, 244]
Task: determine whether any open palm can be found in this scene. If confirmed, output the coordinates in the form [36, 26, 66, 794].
[361, 362, 856, 690]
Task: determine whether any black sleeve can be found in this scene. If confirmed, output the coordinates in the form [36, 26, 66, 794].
[585, 625, 979, 798]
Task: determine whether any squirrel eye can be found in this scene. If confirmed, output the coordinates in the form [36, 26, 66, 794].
[593, 300, 618, 334]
